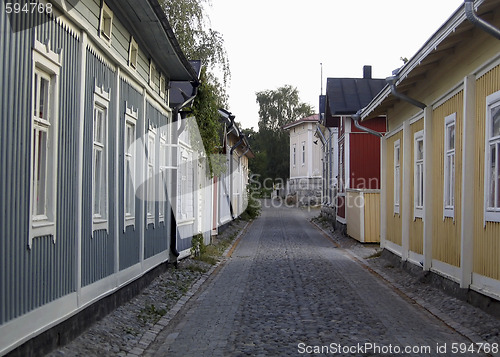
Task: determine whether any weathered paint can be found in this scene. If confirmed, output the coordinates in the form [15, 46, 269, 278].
[409, 119, 424, 255]
[474, 65, 500, 280]
[432, 92, 463, 268]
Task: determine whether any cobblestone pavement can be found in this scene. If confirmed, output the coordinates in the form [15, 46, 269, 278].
[144, 202, 499, 356]
[46, 202, 500, 357]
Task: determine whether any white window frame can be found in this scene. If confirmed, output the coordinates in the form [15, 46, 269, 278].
[128, 36, 138, 69]
[99, 2, 113, 44]
[149, 59, 156, 88]
[92, 85, 110, 234]
[159, 130, 167, 223]
[394, 139, 401, 215]
[29, 40, 62, 248]
[159, 74, 166, 99]
[444, 113, 456, 219]
[124, 105, 137, 231]
[292, 144, 296, 167]
[414, 131, 424, 219]
[301, 141, 306, 166]
[484, 91, 500, 223]
[147, 125, 157, 226]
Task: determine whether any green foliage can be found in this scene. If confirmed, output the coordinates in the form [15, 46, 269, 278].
[240, 185, 261, 220]
[251, 85, 314, 182]
[160, 0, 230, 86]
[190, 234, 206, 257]
[189, 69, 226, 177]
[162, 0, 229, 178]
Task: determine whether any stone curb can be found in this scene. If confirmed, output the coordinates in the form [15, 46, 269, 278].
[309, 219, 495, 354]
[126, 220, 252, 357]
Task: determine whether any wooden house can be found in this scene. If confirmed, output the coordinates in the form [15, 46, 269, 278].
[324, 67, 386, 242]
[360, 0, 500, 302]
[0, 0, 199, 354]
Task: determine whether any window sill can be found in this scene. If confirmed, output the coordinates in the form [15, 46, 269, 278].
[484, 211, 500, 224]
[93, 219, 108, 234]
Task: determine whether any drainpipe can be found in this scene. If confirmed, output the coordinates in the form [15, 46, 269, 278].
[176, 82, 200, 136]
[229, 134, 244, 219]
[464, 0, 500, 40]
[386, 76, 426, 110]
[170, 81, 200, 264]
[315, 125, 328, 145]
[351, 110, 384, 138]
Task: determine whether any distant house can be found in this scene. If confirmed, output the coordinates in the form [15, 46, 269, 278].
[283, 114, 323, 205]
[0, 0, 200, 355]
[214, 109, 254, 233]
[323, 66, 386, 242]
[359, 0, 500, 303]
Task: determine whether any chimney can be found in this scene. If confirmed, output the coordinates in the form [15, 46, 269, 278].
[363, 65, 372, 79]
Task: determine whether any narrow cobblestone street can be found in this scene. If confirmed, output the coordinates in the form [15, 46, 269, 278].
[143, 203, 494, 356]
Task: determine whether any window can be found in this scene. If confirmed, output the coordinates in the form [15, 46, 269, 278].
[124, 106, 137, 230]
[159, 130, 168, 223]
[149, 60, 156, 87]
[147, 127, 156, 225]
[30, 40, 61, 248]
[159, 74, 166, 99]
[99, 2, 113, 42]
[302, 141, 306, 165]
[93, 85, 110, 232]
[444, 113, 456, 219]
[414, 131, 424, 219]
[128, 37, 138, 69]
[292, 144, 296, 167]
[485, 91, 500, 223]
[394, 139, 401, 214]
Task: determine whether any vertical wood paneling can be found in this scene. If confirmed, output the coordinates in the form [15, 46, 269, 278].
[410, 119, 424, 255]
[364, 192, 380, 243]
[386, 132, 403, 245]
[432, 91, 463, 267]
[0, 12, 79, 324]
[474, 66, 500, 280]
[81, 49, 116, 286]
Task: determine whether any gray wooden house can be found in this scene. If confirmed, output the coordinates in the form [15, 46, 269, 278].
[0, 0, 198, 354]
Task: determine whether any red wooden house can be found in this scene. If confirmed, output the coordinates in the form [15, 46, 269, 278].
[324, 66, 386, 242]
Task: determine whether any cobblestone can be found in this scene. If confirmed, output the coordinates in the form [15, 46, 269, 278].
[46, 203, 500, 356]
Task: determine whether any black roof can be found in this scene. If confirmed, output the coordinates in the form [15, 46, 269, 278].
[170, 60, 202, 107]
[326, 77, 386, 115]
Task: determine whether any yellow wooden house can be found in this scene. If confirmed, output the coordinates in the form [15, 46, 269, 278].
[360, 0, 500, 301]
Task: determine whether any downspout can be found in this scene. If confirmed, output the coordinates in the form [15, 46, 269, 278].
[351, 110, 384, 138]
[464, 0, 500, 40]
[386, 76, 426, 110]
[229, 134, 244, 219]
[176, 82, 200, 136]
[170, 81, 200, 264]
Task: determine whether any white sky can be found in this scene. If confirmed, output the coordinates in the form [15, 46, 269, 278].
[206, 0, 465, 130]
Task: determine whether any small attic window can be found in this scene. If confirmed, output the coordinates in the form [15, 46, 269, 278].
[149, 60, 156, 87]
[100, 2, 113, 41]
[129, 37, 138, 69]
[159, 74, 166, 99]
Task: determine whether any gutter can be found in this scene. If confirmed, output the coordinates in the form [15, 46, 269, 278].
[229, 134, 245, 219]
[351, 110, 384, 138]
[176, 81, 200, 136]
[170, 81, 200, 264]
[386, 76, 426, 110]
[464, 0, 500, 40]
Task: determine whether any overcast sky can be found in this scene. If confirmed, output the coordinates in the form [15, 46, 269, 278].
[206, 0, 465, 130]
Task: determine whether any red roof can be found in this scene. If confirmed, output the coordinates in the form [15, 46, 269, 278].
[282, 114, 319, 130]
